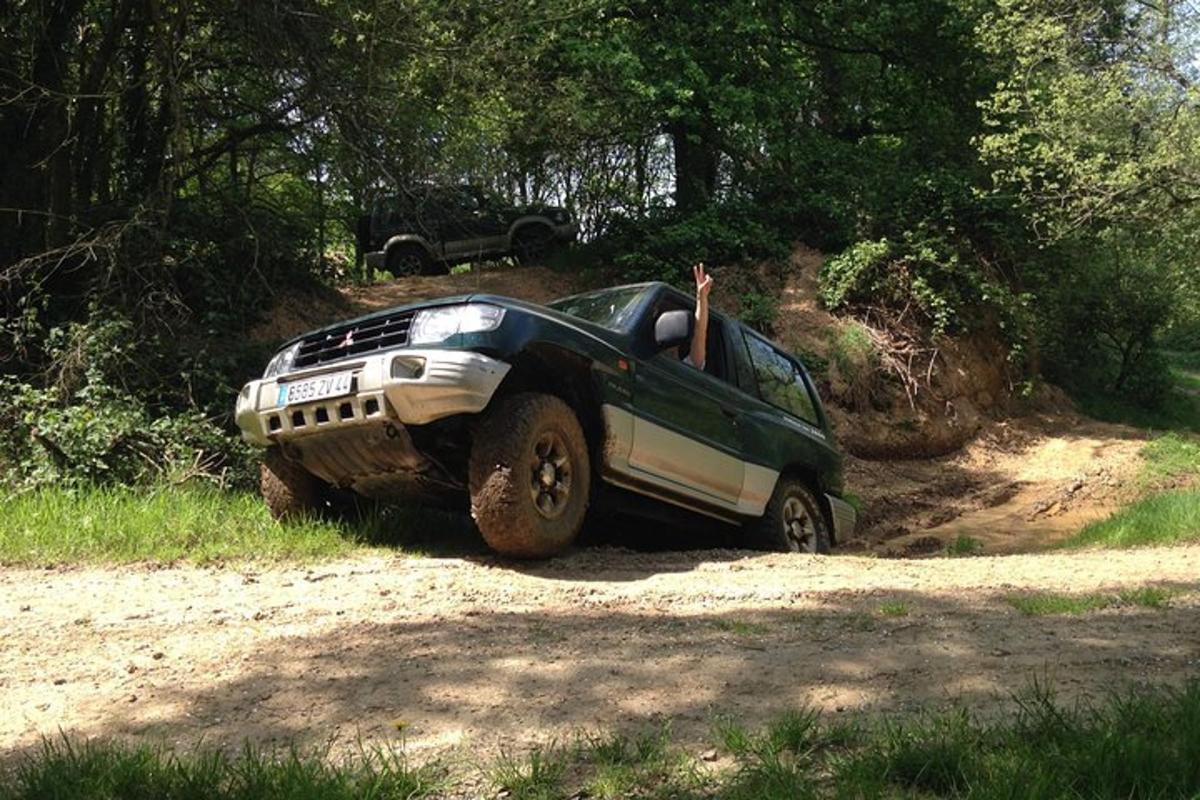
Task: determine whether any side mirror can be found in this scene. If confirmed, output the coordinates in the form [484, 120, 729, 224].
[654, 309, 693, 351]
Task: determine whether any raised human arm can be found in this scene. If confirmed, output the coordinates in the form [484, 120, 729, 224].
[689, 262, 713, 369]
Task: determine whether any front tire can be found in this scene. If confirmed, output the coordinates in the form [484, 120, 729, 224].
[469, 392, 591, 558]
[748, 478, 831, 553]
[261, 447, 325, 520]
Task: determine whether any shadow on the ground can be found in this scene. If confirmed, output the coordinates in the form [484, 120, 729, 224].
[8, 580, 1196, 765]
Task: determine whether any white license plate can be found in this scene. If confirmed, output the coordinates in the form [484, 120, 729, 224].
[278, 371, 354, 406]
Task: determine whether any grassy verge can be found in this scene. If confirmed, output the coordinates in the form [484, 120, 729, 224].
[6, 681, 1200, 799]
[0, 485, 478, 566]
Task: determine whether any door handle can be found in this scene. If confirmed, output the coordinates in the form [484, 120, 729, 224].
[720, 405, 739, 419]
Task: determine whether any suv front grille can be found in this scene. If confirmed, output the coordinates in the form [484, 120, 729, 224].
[293, 310, 415, 369]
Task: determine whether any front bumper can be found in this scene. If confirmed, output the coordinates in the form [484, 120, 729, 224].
[235, 349, 511, 447]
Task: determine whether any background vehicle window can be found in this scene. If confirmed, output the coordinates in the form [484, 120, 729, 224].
[743, 334, 820, 425]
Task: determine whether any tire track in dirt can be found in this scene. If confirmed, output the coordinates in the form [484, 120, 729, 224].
[2, 546, 1198, 759]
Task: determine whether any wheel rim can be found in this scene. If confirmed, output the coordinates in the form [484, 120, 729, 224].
[519, 234, 552, 262]
[529, 430, 572, 519]
[782, 496, 818, 553]
[391, 252, 423, 276]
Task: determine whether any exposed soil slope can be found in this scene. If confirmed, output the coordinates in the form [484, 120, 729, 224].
[2, 549, 1197, 760]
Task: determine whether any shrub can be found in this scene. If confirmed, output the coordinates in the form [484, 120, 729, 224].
[595, 200, 790, 285]
[820, 233, 1018, 336]
[0, 313, 256, 492]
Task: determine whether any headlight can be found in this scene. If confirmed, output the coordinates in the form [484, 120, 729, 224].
[409, 304, 505, 345]
[263, 342, 301, 379]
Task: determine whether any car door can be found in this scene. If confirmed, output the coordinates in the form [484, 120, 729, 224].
[628, 301, 745, 507]
[440, 186, 506, 259]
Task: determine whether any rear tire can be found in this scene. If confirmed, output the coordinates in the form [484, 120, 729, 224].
[469, 392, 591, 558]
[261, 447, 325, 520]
[386, 244, 433, 276]
[513, 225, 557, 267]
[748, 478, 831, 553]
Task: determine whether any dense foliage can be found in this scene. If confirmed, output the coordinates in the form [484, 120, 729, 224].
[1, 0, 1197, 487]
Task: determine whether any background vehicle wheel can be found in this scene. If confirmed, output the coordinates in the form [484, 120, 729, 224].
[261, 447, 325, 520]
[748, 478, 831, 553]
[513, 225, 556, 267]
[386, 244, 433, 276]
[469, 392, 591, 558]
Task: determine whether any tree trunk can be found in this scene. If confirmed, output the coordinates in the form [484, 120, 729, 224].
[669, 121, 717, 211]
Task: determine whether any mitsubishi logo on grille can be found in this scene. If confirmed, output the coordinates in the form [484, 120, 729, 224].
[338, 329, 355, 349]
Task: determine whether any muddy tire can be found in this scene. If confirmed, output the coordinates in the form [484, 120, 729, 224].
[469, 392, 591, 558]
[748, 478, 831, 554]
[261, 447, 325, 520]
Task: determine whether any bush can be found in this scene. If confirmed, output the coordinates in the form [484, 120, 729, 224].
[820, 233, 1018, 335]
[1036, 230, 1182, 412]
[594, 200, 791, 285]
[0, 313, 255, 492]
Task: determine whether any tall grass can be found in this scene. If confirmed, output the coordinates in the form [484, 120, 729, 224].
[9, 682, 1200, 799]
[1064, 489, 1200, 549]
[0, 485, 478, 565]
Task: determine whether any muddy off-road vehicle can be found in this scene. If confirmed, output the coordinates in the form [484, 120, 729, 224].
[357, 185, 576, 276]
[235, 283, 856, 556]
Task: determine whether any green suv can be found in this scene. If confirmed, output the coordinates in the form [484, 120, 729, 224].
[357, 185, 577, 276]
[236, 283, 856, 557]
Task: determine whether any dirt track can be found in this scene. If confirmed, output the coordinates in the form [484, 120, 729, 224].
[3, 546, 1198, 760]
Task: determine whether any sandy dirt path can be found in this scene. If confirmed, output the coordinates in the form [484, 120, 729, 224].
[2, 547, 1198, 761]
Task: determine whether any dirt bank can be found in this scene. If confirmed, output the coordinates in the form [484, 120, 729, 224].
[3, 547, 1197, 760]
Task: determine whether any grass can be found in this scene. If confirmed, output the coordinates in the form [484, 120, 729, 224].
[0, 484, 479, 566]
[713, 619, 770, 636]
[3, 739, 444, 800]
[1058, 431, 1200, 552]
[944, 534, 983, 557]
[11, 681, 1200, 799]
[879, 601, 911, 617]
[1139, 432, 1200, 487]
[1005, 587, 1179, 616]
[1064, 489, 1200, 549]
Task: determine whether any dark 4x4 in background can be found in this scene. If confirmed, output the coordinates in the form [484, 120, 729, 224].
[237, 282, 857, 558]
[356, 184, 577, 275]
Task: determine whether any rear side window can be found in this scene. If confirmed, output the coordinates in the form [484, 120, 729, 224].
[742, 333, 820, 425]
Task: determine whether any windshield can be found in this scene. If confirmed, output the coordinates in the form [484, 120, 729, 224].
[548, 286, 647, 331]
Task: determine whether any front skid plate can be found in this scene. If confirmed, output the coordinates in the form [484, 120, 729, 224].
[289, 422, 457, 499]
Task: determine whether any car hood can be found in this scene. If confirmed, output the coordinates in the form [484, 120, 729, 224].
[275, 292, 626, 351]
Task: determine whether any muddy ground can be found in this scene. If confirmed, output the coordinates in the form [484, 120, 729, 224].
[3, 547, 1198, 761]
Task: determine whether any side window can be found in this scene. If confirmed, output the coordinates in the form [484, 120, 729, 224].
[646, 299, 733, 385]
[743, 333, 820, 425]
